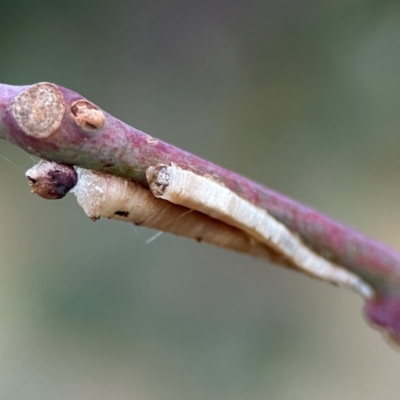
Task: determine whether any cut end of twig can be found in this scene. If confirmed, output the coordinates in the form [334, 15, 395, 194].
[146, 165, 170, 197]
[70, 100, 105, 130]
[12, 83, 65, 138]
[26, 160, 78, 199]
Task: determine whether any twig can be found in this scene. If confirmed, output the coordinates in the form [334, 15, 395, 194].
[1, 81, 400, 345]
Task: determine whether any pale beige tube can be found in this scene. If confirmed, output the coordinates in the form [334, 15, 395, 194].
[147, 165, 373, 298]
[72, 168, 286, 264]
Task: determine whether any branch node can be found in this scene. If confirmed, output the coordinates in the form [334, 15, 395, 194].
[70, 100, 105, 130]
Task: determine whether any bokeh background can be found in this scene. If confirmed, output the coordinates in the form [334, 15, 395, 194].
[1, 0, 400, 398]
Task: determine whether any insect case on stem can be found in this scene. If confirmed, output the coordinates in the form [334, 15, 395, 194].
[1, 81, 400, 347]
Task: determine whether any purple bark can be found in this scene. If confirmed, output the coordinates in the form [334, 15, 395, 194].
[1, 82, 399, 342]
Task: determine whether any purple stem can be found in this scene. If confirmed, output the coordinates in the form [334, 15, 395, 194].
[0, 82, 399, 340]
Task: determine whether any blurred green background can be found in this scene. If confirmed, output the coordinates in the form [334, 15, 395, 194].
[1, 0, 400, 398]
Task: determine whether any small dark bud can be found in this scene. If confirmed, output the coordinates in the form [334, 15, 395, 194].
[26, 160, 78, 200]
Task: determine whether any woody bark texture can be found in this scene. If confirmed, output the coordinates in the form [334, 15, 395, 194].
[1, 82, 399, 344]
